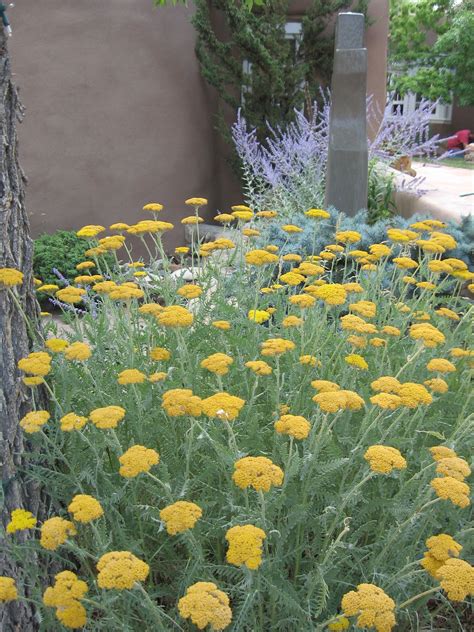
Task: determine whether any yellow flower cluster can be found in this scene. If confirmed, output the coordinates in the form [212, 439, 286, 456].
[117, 368, 147, 384]
[437, 558, 474, 601]
[18, 351, 51, 376]
[178, 283, 203, 299]
[40, 517, 77, 551]
[201, 353, 234, 375]
[127, 220, 173, 235]
[430, 477, 470, 508]
[421, 534, 462, 578]
[64, 341, 92, 361]
[274, 414, 311, 440]
[89, 405, 126, 429]
[96, 551, 149, 589]
[212, 320, 231, 330]
[56, 287, 86, 304]
[201, 392, 245, 421]
[232, 456, 284, 492]
[43, 571, 88, 629]
[19, 410, 50, 433]
[0, 577, 17, 602]
[160, 501, 203, 535]
[341, 583, 396, 632]
[426, 358, 456, 373]
[156, 305, 194, 327]
[45, 337, 69, 353]
[245, 249, 278, 265]
[162, 388, 202, 416]
[335, 230, 361, 244]
[261, 337, 295, 356]
[119, 445, 160, 478]
[68, 494, 104, 523]
[341, 314, 377, 334]
[349, 300, 376, 318]
[225, 524, 266, 569]
[248, 309, 271, 323]
[77, 224, 105, 237]
[200, 238, 236, 256]
[178, 582, 232, 630]
[409, 323, 446, 347]
[364, 445, 407, 474]
[150, 346, 171, 361]
[345, 353, 368, 370]
[312, 390, 364, 413]
[0, 267, 24, 287]
[245, 359, 272, 375]
[305, 208, 330, 219]
[6, 508, 37, 533]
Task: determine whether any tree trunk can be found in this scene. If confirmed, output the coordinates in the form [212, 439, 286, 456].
[0, 28, 44, 632]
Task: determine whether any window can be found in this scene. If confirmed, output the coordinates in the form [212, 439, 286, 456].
[387, 69, 453, 124]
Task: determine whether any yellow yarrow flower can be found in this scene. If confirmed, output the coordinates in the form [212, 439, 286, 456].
[387, 228, 418, 242]
[289, 294, 316, 308]
[430, 476, 470, 508]
[19, 410, 50, 433]
[143, 202, 164, 212]
[409, 323, 445, 347]
[430, 446, 457, 461]
[201, 353, 233, 376]
[89, 405, 126, 429]
[311, 380, 340, 393]
[160, 501, 202, 535]
[43, 571, 88, 629]
[201, 392, 245, 421]
[162, 389, 202, 417]
[68, 494, 104, 523]
[261, 337, 295, 356]
[299, 354, 319, 367]
[280, 271, 305, 286]
[274, 414, 311, 440]
[212, 320, 231, 330]
[245, 360, 272, 375]
[335, 230, 361, 244]
[245, 249, 279, 266]
[178, 582, 232, 631]
[312, 390, 364, 413]
[119, 445, 160, 478]
[435, 456, 471, 481]
[345, 354, 368, 370]
[226, 524, 266, 569]
[328, 616, 350, 631]
[248, 309, 271, 324]
[313, 283, 347, 306]
[349, 300, 376, 318]
[157, 305, 193, 327]
[117, 369, 147, 384]
[437, 559, 474, 601]
[97, 551, 149, 590]
[64, 342, 92, 361]
[305, 208, 330, 219]
[150, 346, 171, 361]
[40, 517, 77, 551]
[282, 315, 303, 327]
[6, 509, 37, 533]
[60, 412, 88, 432]
[424, 378, 449, 394]
[0, 267, 24, 287]
[421, 534, 462, 578]
[45, 338, 69, 353]
[364, 445, 407, 474]
[426, 358, 456, 373]
[370, 393, 402, 410]
[398, 382, 433, 408]
[435, 307, 460, 321]
[232, 456, 284, 492]
[0, 577, 18, 602]
[341, 583, 396, 632]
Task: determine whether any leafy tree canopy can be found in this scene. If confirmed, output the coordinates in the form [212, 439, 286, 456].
[389, 0, 474, 106]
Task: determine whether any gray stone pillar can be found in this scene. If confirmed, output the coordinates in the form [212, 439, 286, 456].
[325, 12, 368, 216]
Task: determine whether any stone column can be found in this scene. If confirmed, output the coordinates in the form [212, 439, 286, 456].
[325, 12, 368, 216]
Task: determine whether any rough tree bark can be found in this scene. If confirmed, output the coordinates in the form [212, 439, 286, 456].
[0, 27, 44, 632]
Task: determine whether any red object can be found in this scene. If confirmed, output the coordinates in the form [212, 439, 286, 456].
[447, 129, 471, 149]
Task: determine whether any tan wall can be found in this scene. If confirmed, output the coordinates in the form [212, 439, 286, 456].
[10, 0, 389, 247]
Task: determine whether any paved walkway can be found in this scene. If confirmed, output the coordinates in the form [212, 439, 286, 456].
[394, 162, 474, 222]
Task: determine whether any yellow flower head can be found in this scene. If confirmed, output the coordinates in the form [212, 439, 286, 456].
[409, 323, 446, 348]
[364, 445, 407, 474]
[345, 354, 368, 370]
[398, 382, 433, 408]
[435, 307, 460, 321]
[430, 446, 457, 461]
[343, 282, 364, 294]
[435, 456, 471, 481]
[212, 320, 231, 330]
[55, 287, 86, 304]
[369, 243, 392, 258]
[97, 551, 149, 590]
[289, 294, 316, 308]
[311, 380, 340, 393]
[98, 235, 126, 251]
[299, 354, 319, 367]
[437, 559, 474, 601]
[279, 271, 305, 286]
[248, 309, 271, 324]
[261, 337, 296, 356]
[201, 353, 233, 376]
[6, 509, 37, 533]
[60, 412, 88, 432]
[127, 220, 174, 235]
[89, 405, 126, 429]
[349, 300, 376, 318]
[370, 393, 402, 410]
[178, 582, 232, 631]
[143, 202, 164, 212]
[430, 476, 470, 508]
[201, 392, 245, 421]
[19, 410, 50, 434]
[160, 501, 202, 535]
[421, 534, 462, 578]
[424, 377, 449, 394]
[370, 337, 386, 348]
[245, 249, 278, 266]
[109, 223, 130, 231]
[64, 342, 92, 361]
[243, 228, 260, 237]
[305, 208, 330, 219]
[68, 494, 104, 523]
[0, 577, 18, 602]
[214, 213, 235, 223]
[185, 197, 208, 206]
[40, 517, 77, 551]
[335, 231, 361, 244]
[381, 326, 401, 337]
[245, 360, 272, 376]
[233, 456, 284, 492]
[256, 209, 278, 218]
[370, 377, 401, 393]
[312, 390, 364, 413]
[117, 369, 147, 385]
[23, 376, 45, 387]
[313, 283, 347, 306]
[393, 257, 418, 270]
[341, 583, 396, 632]
[387, 228, 418, 242]
[450, 347, 472, 358]
[150, 346, 171, 361]
[76, 224, 105, 238]
[157, 305, 194, 327]
[119, 445, 160, 478]
[281, 224, 303, 233]
[181, 215, 204, 225]
[283, 315, 303, 328]
[426, 358, 456, 373]
[37, 284, 59, 292]
[43, 571, 88, 629]
[328, 616, 350, 631]
[162, 389, 202, 417]
[0, 267, 24, 287]
[226, 524, 266, 569]
[149, 371, 167, 383]
[274, 414, 311, 440]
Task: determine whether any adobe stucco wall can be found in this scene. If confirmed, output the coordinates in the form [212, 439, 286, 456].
[10, 0, 389, 248]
